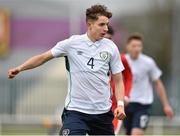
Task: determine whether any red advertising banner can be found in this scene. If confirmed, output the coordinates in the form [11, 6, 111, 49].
[0, 9, 10, 58]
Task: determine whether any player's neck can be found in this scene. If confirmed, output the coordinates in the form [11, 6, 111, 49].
[87, 31, 97, 43]
[130, 54, 139, 60]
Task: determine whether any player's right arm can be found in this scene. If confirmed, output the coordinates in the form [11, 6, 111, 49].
[8, 51, 54, 79]
[8, 36, 71, 79]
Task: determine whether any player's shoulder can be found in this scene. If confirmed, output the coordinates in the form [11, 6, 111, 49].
[54, 34, 86, 48]
[102, 38, 115, 45]
[68, 34, 85, 42]
[101, 38, 118, 49]
[56, 34, 83, 43]
[140, 54, 156, 65]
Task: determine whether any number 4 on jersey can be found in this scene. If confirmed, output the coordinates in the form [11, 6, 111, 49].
[87, 57, 94, 69]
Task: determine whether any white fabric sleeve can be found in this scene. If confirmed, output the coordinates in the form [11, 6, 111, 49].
[110, 45, 124, 74]
[149, 59, 162, 81]
[51, 38, 70, 58]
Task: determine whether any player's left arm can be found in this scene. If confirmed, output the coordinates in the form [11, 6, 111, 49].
[150, 59, 174, 118]
[110, 43, 126, 120]
[112, 72, 124, 103]
[154, 79, 174, 118]
[112, 72, 126, 120]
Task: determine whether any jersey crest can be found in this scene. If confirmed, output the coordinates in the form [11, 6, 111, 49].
[100, 51, 109, 61]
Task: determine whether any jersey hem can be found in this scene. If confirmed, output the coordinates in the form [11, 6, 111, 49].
[129, 100, 153, 105]
[66, 107, 111, 115]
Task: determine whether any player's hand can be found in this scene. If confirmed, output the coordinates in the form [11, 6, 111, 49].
[124, 96, 130, 107]
[163, 104, 174, 119]
[114, 106, 126, 120]
[8, 67, 21, 79]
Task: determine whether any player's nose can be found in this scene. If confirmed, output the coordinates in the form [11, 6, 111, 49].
[104, 25, 108, 32]
[104, 26, 108, 32]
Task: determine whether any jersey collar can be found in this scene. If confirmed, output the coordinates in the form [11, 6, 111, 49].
[84, 33, 101, 47]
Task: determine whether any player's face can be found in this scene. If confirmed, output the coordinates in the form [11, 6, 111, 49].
[126, 39, 143, 59]
[88, 16, 109, 41]
[104, 33, 113, 40]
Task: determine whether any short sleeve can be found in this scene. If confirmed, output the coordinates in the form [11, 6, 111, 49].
[51, 38, 70, 58]
[149, 59, 162, 81]
[110, 45, 124, 74]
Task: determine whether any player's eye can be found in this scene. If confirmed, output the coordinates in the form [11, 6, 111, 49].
[99, 23, 105, 26]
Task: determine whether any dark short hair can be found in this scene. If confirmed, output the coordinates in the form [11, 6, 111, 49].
[107, 25, 114, 35]
[86, 4, 112, 22]
[127, 32, 144, 44]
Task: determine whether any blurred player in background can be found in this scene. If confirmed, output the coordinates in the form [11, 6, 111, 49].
[8, 4, 126, 135]
[124, 33, 174, 135]
[104, 25, 133, 134]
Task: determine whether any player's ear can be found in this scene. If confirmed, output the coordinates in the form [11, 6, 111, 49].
[87, 21, 91, 27]
[86, 19, 94, 27]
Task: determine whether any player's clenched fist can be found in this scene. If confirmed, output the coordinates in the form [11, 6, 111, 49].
[8, 67, 21, 79]
[163, 104, 174, 119]
[114, 106, 126, 120]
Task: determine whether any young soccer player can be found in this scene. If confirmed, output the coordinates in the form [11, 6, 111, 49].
[104, 25, 133, 134]
[8, 5, 126, 135]
[124, 33, 174, 135]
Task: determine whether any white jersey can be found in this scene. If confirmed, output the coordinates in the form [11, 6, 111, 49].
[125, 53, 162, 104]
[51, 34, 124, 114]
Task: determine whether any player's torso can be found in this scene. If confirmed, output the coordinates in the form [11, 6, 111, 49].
[125, 54, 153, 104]
[66, 39, 113, 75]
[64, 37, 114, 114]
[126, 54, 151, 85]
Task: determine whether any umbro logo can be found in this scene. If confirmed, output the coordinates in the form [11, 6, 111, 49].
[77, 51, 83, 55]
